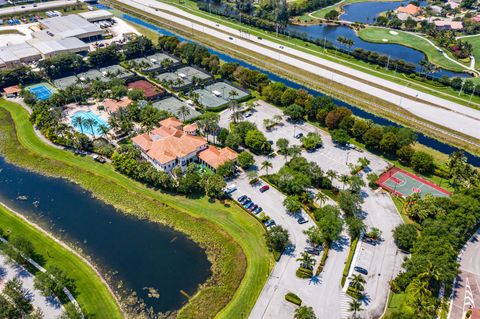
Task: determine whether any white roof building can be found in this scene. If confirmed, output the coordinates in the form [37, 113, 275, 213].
[38, 14, 104, 40]
[0, 43, 41, 69]
[27, 37, 89, 57]
[77, 10, 113, 22]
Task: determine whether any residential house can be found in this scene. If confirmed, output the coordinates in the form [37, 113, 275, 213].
[132, 117, 238, 172]
[433, 19, 463, 30]
[396, 4, 422, 16]
[198, 146, 239, 172]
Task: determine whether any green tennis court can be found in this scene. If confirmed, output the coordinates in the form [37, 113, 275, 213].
[378, 167, 450, 198]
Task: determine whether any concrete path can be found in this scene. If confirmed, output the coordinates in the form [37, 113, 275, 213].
[0, 252, 64, 318]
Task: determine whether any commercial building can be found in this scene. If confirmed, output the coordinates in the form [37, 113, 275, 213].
[26, 37, 89, 57]
[0, 42, 42, 69]
[77, 10, 113, 22]
[38, 14, 104, 41]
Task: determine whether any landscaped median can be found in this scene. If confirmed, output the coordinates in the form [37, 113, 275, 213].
[0, 99, 274, 319]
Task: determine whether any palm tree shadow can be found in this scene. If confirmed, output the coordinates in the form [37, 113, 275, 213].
[309, 275, 322, 285]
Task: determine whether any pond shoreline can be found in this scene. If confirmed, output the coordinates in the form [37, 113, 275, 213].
[0, 100, 265, 318]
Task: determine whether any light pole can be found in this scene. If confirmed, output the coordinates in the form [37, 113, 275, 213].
[468, 84, 477, 106]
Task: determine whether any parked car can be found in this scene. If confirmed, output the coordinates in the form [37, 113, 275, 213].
[249, 204, 258, 212]
[245, 112, 253, 118]
[92, 154, 105, 163]
[264, 219, 276, 228]
[297, 217, 308, 224]
[259, 185, 270, 192]
[254, 207, 263, 214]
[354, 266, 368, 275]
[244, 202, 254, 209]
[229, 36, 234, 40]
[295, 133, 304, 139]
[225, 184, 237, 194]
[238, 195, 247, 202]
[304, 246, 320, 255]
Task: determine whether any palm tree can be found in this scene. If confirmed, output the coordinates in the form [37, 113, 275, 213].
[340, 174, 350, 190]
[230, 111, 243, 124]
[228, 89, 239, 101]
[261, 160, 273, 175]
[296, 252, 315, 270]
[73, 116, 84, 134]
[348, 298, 363, 319]
[98, 124, 110, 139]
[349, 274, 366, 291]
[177, 105, 191, 122]
[315, 192, 328, 207]
[326, 169, 338, 184]
[84, 118, 97, 138]
[288, 145, 302, 158]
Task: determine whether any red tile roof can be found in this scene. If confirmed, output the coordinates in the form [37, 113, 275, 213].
[198, 146, 238, 169]
[3, 85, 21, 94]
[397, 4, 421, 15]
[103, 97, 132, 113]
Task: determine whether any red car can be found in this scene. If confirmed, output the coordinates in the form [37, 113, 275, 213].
[259, 185, 270, 193]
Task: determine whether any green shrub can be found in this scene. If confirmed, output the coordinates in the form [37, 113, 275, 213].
[315, 245, 329, 276]
[296, 267, 313, 279]
[341, 237, 358, 287]
[285, 292, 302, 306]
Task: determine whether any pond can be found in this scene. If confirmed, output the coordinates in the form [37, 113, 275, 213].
[0, 156, 211, 314]
[119, 13, 480, 166]
[285, 24, 468, 78]
[340, 0, 427, 24]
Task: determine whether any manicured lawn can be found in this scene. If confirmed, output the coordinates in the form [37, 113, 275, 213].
[382, 292, 406, 318]
[358, 27, 466, 72]
[0, 204, 121, 318]
[463, 35, 480, 70]
[0, 100, 274, 319]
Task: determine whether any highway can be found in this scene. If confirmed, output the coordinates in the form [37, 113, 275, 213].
[112, 0, 480, 143]
[0, 0, 76, 16]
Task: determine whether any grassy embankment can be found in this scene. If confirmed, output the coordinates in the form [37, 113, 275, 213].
[358, 26, 466, 72]
[149, 0, 480, 108]
[107, 0, 480, 156]
[0, 204, 122, 318]
[463, 34, 480, 70]
[0, 100, 274, 319]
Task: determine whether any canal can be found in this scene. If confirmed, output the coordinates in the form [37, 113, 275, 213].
[120, 13, 480, 166]
[0, 156, 211, 314]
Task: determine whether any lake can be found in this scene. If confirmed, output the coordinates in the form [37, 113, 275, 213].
[340, 0, 427, 24]
[0, 156, 211, 314]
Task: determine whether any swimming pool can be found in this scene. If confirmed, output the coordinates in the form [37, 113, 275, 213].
[70, 110, 109, 137]
[27, 83, 55, 101]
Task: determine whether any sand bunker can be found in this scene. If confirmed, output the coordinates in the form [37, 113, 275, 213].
[382, 38, 389, 42]
[389, 30, 399, 35]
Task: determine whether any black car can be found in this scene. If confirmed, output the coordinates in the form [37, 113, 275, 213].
[238, 195, 247, 202]
[295, 133, 304, 139]
[297, 217, 308, 224]
[354, 266, 368, 275]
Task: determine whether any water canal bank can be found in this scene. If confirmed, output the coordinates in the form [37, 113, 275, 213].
[0, 101, 271, 319]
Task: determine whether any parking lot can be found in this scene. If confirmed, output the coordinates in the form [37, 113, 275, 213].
[220, 101, 389, 178]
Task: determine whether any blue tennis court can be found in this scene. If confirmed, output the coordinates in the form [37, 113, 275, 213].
[27, 83, 55, 101]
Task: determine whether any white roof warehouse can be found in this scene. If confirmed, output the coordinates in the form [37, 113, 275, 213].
[0, 14, 104, 69]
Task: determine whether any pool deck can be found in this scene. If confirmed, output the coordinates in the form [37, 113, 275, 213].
[63, 102, 111, 137]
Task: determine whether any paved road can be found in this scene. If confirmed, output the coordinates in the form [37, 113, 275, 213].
[0, 0, 75, 16]
[449, 228, 480, 319]
[0, 252, 64, 318]
[354, 188, 406, 318]
[115, 0, 480, 141]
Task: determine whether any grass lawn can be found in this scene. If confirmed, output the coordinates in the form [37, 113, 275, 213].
[382, 292, 406, 318]
[0, 100, 274, 319]
[0, 204, 121, 318]
[463, 35, 480, 70]
[358, 27, 466, 72]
